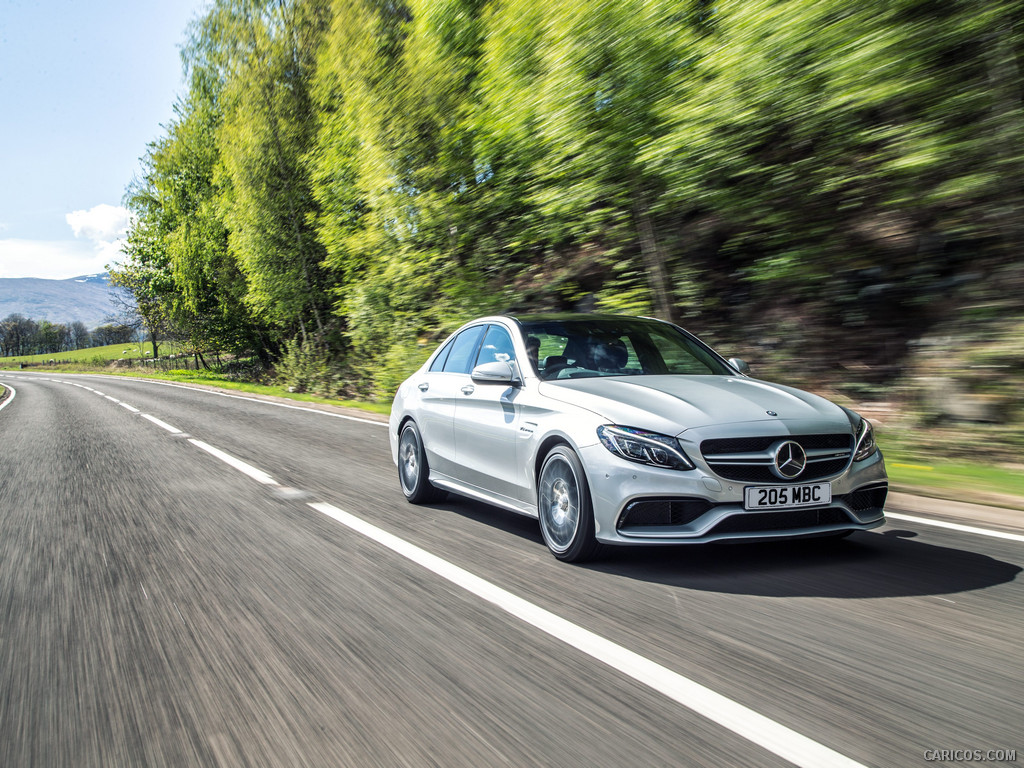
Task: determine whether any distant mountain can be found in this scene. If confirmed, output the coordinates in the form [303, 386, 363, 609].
[0, 273, 127, 329]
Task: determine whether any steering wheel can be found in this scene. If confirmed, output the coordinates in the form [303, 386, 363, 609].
[541, 362, 571, 380]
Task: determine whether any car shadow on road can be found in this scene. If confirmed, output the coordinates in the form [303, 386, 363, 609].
[433, 497, 1021, 599]
[586, 530, 1022, 599]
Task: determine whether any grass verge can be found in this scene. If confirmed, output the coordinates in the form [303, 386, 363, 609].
[881, 451, 1024, 504]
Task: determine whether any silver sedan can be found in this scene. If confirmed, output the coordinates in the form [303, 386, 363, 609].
[389, 314, 887, 562]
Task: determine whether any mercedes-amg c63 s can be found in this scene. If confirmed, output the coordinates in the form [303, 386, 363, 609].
[389, 314, 887, 562]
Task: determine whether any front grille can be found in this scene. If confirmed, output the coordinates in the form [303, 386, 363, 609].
[701, 433, 853, 483]
[619, 498, 712, 528]
[711, 507, 852, 534]
[838, 484, 888, 512]
[701, 434, 851, 453]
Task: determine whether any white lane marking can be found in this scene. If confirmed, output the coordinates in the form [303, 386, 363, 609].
[886, 512, 1024, 543]
[0, 383, 16, 413]
[141, 414, 183, 434]
[309, 501, 867, 768]
[93, 391, 106, 396]
[188, 439, 279, 486]
[119, 402, 141, 414]
[104, 395, 120, 403]
[77, 375, 387, 427]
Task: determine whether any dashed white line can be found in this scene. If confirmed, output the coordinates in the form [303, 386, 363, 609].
[119, 402, 141, 414]
[886, 512, 1024, 543]
[104, 376, 387, 426]
[141, 414, 183, 434]
[188, 439, 279, 486]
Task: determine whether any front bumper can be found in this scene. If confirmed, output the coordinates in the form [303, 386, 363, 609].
[581, 442, 888, 545]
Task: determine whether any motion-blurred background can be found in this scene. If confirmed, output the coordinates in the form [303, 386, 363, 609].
[9, 0, 1024, 490]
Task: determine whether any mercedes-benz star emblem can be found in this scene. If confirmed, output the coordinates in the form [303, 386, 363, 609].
[773, 440, 807, 479]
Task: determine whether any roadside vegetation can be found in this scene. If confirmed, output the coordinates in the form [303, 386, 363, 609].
[10, 0, 1021, 505]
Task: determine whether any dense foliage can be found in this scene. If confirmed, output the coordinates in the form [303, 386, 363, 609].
[114, 0, 1024, 400]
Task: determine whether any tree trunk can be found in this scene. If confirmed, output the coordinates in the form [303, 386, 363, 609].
[985, 18, 1024, 259]
[633, 193, 675, 322]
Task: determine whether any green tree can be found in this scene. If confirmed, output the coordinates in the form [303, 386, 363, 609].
[193, 0, 335, 349]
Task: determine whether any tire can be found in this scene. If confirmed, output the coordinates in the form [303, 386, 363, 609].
[398, 421, 446, 504]
[537, 445, 602, 562]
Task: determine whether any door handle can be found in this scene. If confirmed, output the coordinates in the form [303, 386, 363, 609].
[461, 385, 475, 395]
[418, 382, 429, 392]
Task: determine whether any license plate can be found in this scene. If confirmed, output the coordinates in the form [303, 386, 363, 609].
[744, 483, 831, 510]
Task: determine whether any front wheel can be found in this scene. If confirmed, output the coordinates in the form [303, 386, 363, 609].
[398, 421, 446, 504]
[537, 446, 602, 562]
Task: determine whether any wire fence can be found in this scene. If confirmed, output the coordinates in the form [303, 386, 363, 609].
[11, 354, 268, 380]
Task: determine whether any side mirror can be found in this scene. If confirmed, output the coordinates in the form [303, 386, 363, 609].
[471, 360, 519, 385]
[728, 357, 751, 375]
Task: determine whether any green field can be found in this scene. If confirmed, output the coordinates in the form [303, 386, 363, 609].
[0, 342, 181, 366]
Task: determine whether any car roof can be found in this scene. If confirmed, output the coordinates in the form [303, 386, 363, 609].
[505, 312, 667, 325]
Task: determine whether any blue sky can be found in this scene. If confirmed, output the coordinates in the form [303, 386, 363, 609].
[0, 0, 206, 279]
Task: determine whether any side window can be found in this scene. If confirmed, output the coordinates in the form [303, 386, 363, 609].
[442, 325, 486, 374]
[429, 337, 455, 372]
[475, 325, 517, 367]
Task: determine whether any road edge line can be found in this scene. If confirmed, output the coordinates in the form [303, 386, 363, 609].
[886, 512, 1024, 543]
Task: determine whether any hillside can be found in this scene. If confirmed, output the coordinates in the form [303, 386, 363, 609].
[0, 273, 124, 329]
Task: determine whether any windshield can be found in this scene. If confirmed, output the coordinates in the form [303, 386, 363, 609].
[519, 317, 733, 380]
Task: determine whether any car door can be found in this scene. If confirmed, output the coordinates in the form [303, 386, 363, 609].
[453, 323, 523, 502]
[416, 324, 486, 478]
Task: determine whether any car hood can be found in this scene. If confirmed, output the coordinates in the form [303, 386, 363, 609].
[539, 375, 852, 435]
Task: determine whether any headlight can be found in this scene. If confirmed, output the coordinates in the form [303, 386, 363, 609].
[597, 425, 695, 470]
[853, 418, 878, 462]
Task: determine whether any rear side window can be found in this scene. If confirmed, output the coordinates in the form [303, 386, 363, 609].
[429, 337, 455, 372]
[442, 325, 486, 374]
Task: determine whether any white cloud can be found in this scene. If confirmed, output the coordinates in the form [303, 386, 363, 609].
[66, 204, 130, 242]
[0, 238, 124, 279]
[0, 203, 130, 279]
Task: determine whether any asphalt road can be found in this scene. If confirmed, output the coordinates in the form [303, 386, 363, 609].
[1, 371, 1021, 768]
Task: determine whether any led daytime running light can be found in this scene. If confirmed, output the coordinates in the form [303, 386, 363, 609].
[597, 425, 695, 470]
[853, 418, 878, 462]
